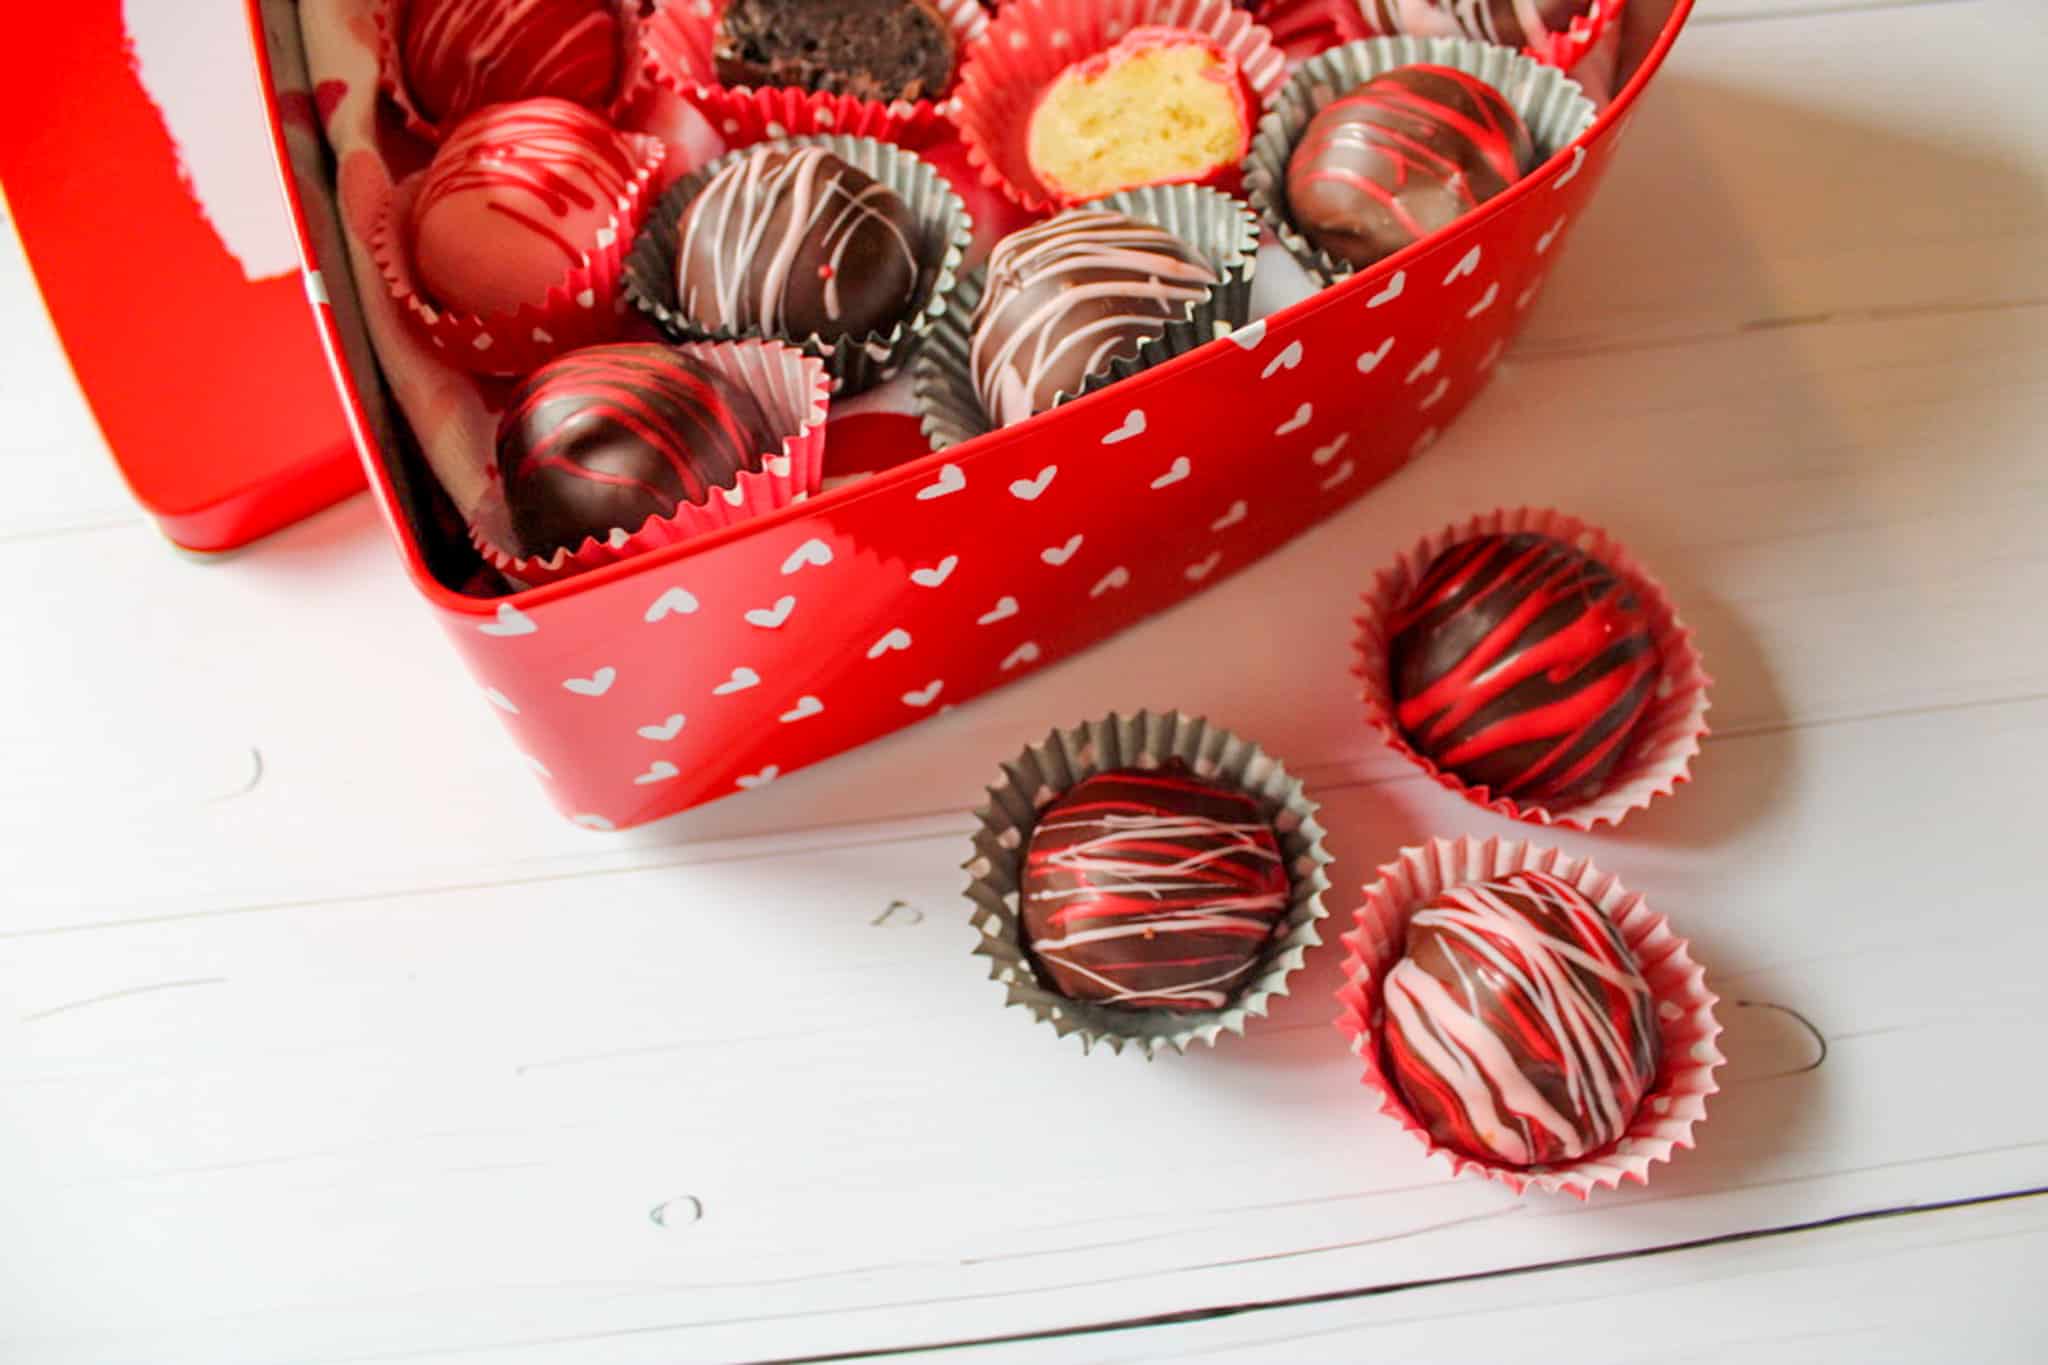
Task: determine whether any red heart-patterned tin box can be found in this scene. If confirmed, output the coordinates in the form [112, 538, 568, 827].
[5, 0, 1694, 829]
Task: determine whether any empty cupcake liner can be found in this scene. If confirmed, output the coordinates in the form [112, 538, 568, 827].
[374, 0, 653, 145]
[622, 133, 972, 396]
[965, 710, 1332, 1058]
[911, 182, 1259, 451]
[471, 338, 830, 588]
[1335, 835, 1722, 1198]
[1352, 0, 1625, 71]
[1243, 35, 1597, 289]
[1353, 506, 1712, 829]
[639, 0, 988, 150]
[370, 132, 665, 377]
[955, 0, 1289, 213]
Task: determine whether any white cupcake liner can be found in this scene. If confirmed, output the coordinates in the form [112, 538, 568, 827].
[966, 711, 1332, 1057]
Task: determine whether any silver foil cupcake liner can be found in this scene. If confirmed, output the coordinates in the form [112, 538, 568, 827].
[965, 710, 1332, 1057]
[911, 183, 1260, 452]
[623, 134, 973, 396]
[1243, 36, 1599, 287]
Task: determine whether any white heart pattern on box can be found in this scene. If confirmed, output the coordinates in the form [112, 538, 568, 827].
[483, 687, 520, 714]
[902, 680, 944, 707]
[563, 667, 616, 697]
[1001, 642, 1041, 671]
[643, 587, 699, 622]
[779, 695, 824, 722]
[977, 596, 1019, 625]
[744, 595, 796, 629]
[1420, 377, 1451, 411]
[637, 713, 686, 741]
[1210, 500, 1247, 531]
[735, 766, 779, 790]
[910, 556, 957, 588]
[1185, 551, 1221, 582]
[1368, 271, 1405, 308]
[713, 667, 760, 695]
[780, 538, 833, 574]
[1537, 215, 1567, 254]
[1260, 340, 1303, 380]
[1149, 456, 1191, 490]
[1465, 283, 1500, 319]
[1102, 410, 1146, 444]
[1090, 566, 1131, 596]
[917, 463, 966, 500]
[1275, 404, 1312, 436]
[1010, 466, 1057, 501]
[1406, 348, 1441, 384]
[1311, 433, 1349, 466]
[634, 760, 680, 786]
[1357, 337, 1394, 373]
[478, 602, 537, 637]
[1443, 246, 1481, 284]
[868, 628, 912, 657]
[1042, 535, 1083, 566]
[1321, 460, 1356, 490]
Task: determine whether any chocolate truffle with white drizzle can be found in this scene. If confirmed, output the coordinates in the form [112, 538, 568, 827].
[673, 144, 922, 349]
[968, 207, 1219, 428]
[1018, 760, 1291, 1011]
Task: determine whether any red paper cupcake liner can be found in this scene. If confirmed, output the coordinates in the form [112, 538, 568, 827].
[955, 0, 1288, 213]
[1351, 0, 1624, 71]
[1354, 507, 1711, 830]
[370, 133, 665, 378]
[472, 339, 830, 587]
[639, 0, 989, 151]
[1335, 835, 1722, 1198]
[374, 0, 654, 145]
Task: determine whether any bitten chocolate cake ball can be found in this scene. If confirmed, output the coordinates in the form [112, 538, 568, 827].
[1388, 532, 1660, 803]
[713, 0, 957, 102]
[674, 145, 923, 344]
[408, 98, 640, 318]
[1019, 761, 1290, 1011]
[968, 209, 1218, 427]
[400, 0, 624, 127]
[496, 343, 778, 557]
[1285, 64, 1533, 270]
[1381, 869, 1661, 1167]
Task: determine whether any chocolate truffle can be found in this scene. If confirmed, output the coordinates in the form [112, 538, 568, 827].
[1285, 65, 1533, 271]
[1388, 532, 1659, 803]
[1382, 869, 1661, 1167]
[675, 146, 923, 344]
[1019, 761, 1290, 1011]
[409, 98, 640, 318]
[714, 0, 956, 102]
[400, 0, 624, 127]
[969, 209, 1218, 427]
[496, 343, 779, 557]
[1364, 0, 1596, 50]
[1026, 28, 1253, 204]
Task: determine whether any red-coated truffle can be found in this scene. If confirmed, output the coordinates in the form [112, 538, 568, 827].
[408, 98, 640, 318]
[400, 0, 623, 127]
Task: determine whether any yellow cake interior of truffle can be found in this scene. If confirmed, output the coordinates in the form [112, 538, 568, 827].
[1027, 45, 1243, 200]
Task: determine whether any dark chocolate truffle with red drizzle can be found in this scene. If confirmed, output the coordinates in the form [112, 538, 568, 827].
[675, 145, 923, 345]
[1285, 64, 1533, 271]
[399, 0, 625, 128]
[1381, 869, 1661, 1167]
[1388, 533, 1660, 804]
[1363, 0, 1596, 51]
[409, 97, 642, 318]
[1019, 761, 1290, 1011]
[496, 343, 779, 558]
[713, 0, 957, 103]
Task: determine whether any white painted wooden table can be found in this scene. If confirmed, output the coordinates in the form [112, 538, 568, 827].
[4, 1, 2046, 1361]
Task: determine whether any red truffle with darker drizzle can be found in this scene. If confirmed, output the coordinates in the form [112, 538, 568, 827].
[408, 97, 641, 318]
[399, 0, 625, 128]
[1387, 533, 1661, 804]
[1019, 761, 1291, 1011]
[1285, 64, 1533, 270]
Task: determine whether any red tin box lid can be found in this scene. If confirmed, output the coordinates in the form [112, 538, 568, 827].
[0, 0, 361, 552]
